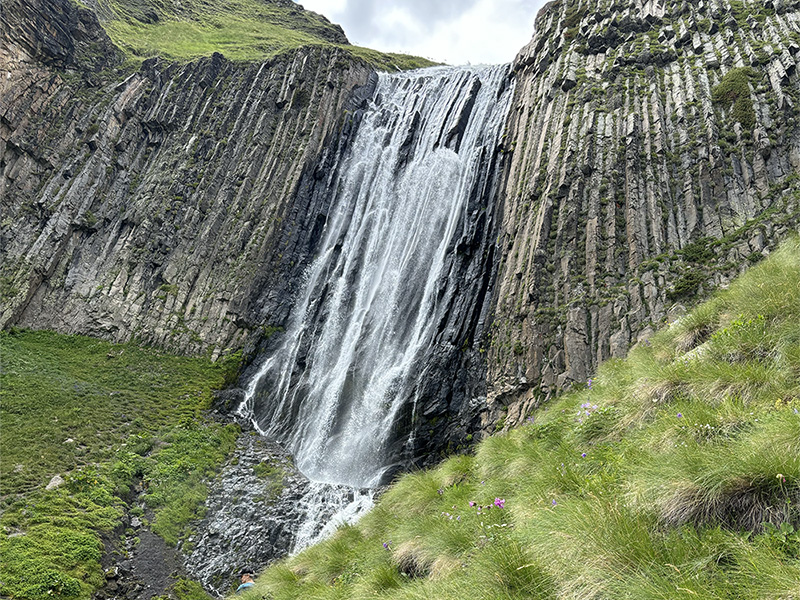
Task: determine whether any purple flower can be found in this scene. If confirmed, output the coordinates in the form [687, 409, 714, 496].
[383, 541, 392, 549]
[551, 499, 557, 506]
[493, 498, 505, 509]
[469, 501, 475, 507]
[581, 453, 586, 458]
[587, 378, 592, 389]
[677, 413, 683, 418]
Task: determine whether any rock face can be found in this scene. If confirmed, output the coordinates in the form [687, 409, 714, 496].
[1, 0, 372, 357]
[0, 0, 120, 72]
[487, 0, 800, 426]
[182, 434, 310, 596]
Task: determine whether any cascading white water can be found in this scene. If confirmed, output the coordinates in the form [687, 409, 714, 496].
[238, 65, 513, 532]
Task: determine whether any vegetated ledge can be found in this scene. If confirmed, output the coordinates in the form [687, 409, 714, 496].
[245, 237, 800, 600]
[81, 0, 437, 71]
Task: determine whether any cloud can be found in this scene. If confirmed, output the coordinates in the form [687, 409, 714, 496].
[296, 0, 545, 65]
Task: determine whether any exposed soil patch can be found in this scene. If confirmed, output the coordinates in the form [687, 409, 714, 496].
[96, 507, 185, 600]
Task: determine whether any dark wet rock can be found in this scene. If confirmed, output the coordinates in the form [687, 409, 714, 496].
[0, 0, 121, 71]
[212, 388, 246, 415]
[182, 434, 309, 596]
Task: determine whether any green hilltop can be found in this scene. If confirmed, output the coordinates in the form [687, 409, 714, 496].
[245, 237, 800, 600]
[77, 0, 436, 70]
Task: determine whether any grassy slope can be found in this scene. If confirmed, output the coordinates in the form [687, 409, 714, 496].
[248, 237, 800, 600]
[0, 331, 241, 600]
[83, 0, 436, 70]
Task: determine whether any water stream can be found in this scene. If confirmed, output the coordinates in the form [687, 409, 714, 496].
[238, 65, 513, 547]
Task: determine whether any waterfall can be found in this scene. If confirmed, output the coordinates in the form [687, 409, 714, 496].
[239, 64, 513, 506]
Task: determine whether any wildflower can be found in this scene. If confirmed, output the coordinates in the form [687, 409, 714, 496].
[469, 501, 475, 507]
[777, 473, 787, 483]
[383, 541, 392, 549]
[551, 499, 557, 506]
[437, 488, 444, 495]
[493, 498, 505, 509]
[677, 413, 683, 418]
[587, 378, 592, 389]
[581, 453, 586, 458]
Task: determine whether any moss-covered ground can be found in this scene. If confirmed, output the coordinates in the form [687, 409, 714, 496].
[0, 331, 241, 600]
[246, 237, 800, 600]
[84, 0, 436, 70]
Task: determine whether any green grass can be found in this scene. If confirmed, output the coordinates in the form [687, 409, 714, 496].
[88, 0, 435, 69]
[712, 67, 759, 131]
[248, 237, 800, 600]
[0, 330, 241, 599]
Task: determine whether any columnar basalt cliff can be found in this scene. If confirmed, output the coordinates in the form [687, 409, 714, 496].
[1, 0, 373, 357]
[487, 0, 800, 426]
[6, 0, 800, 595]
[5, 0, 800, 446]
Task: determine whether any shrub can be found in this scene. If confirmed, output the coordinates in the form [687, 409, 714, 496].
[712, 67, 759, 131]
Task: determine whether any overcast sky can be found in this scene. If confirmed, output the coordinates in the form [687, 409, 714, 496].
[294, 0, 548, 65]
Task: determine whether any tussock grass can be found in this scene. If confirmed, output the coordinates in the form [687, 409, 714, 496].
[249, 238, 800, 599]
[630, 411, 800, 531]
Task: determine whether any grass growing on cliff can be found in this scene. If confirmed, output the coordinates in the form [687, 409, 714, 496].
[246, 237, 800, 600]
[0, 331, 241, 600]
[712, 67, 758, 131]
[92, 0, 436, 69]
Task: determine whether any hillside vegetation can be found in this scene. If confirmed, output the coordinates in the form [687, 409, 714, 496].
[246, 237, 800, 600]
[0, 332, 241, 600]
[79, 0, 435, 69]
